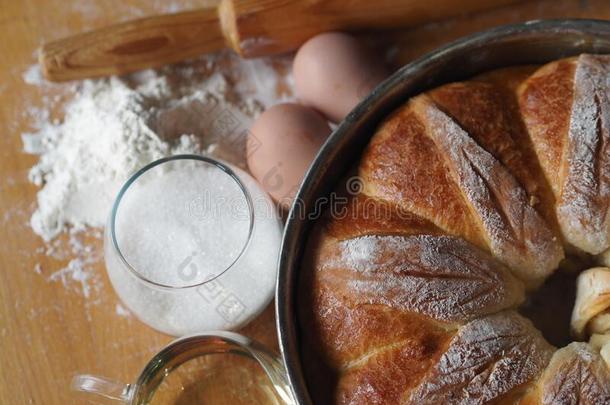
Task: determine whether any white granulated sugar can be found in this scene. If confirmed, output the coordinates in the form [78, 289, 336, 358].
[106, 163, 282, 335]
[114, 162, 251, 287]
[21, 51, 293, 301]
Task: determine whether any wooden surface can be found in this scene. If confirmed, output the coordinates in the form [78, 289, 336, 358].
[1, 0, 610, 404]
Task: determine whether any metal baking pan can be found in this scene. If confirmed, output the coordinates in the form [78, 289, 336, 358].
[276, 19, 610, 404]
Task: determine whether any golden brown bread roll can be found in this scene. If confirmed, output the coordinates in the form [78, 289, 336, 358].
[300, 54, 610, 404]
[572, 267, 610, 339]
[590, 333, 610, 368]
[361, 81, 564, 287]
[533, 343, 610, 404]
[519, 55, 610, 256]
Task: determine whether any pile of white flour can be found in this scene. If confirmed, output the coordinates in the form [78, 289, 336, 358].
[21, 52, 292, 298]
[23, 52, 292, 242]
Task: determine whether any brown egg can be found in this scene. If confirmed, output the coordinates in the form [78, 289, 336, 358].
[293, 32, 388, 123]
[247, 103, 331, 209]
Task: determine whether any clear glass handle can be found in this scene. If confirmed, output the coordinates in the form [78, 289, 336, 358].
[71, 374, 134, 402]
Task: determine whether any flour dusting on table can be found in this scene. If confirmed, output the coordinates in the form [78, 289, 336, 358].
[21, 51, 293, 298]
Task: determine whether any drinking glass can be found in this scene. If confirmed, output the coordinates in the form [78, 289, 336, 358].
[104, 154, 282, 336]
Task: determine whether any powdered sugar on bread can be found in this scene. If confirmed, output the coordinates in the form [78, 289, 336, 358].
[413, 97, 563, 284]
[558, 54, 610, 254]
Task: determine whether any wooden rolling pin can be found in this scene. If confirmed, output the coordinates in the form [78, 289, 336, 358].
[40, 0, 521, 81]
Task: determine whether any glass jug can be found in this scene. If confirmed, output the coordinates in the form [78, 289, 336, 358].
[72, 331, 295, 404]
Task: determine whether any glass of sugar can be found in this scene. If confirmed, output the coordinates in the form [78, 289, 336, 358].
[104, 154, 283, 336]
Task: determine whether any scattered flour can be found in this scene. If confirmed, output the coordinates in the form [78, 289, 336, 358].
[329, 234, 522, 322]
[22, 64, 44, 86]
[115, 304, 132, 319]
[409, 311, 553, 403]
[49, 257, 98, 298]
[21, 51, 293, 302]
[559, 54, 610, 254]
[414, 97, 562, 282]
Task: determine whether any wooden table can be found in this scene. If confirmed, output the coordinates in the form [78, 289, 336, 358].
[1, 0, 609, 403]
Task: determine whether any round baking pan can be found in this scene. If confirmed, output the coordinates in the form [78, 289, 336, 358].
[276, 19, 610, 404]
